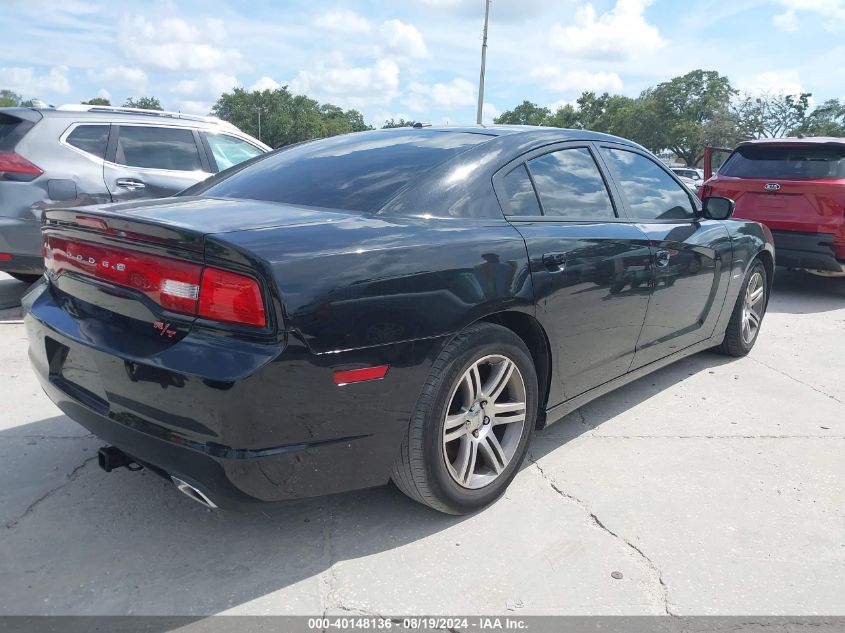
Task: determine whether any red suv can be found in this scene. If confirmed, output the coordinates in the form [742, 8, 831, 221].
[701, 138, 845, 276]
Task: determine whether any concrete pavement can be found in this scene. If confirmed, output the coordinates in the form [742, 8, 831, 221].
[0, 270, 842, 615]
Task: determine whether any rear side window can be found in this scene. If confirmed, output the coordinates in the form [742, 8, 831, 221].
[115, 126, 203, 172]
[204, 133, 264, 171]
[601, 148, 694, 220]
[67, 125, 109, 158]
[527, 148, 615, 219]
[199, 130, 492, 212]
[720, 145, 845, 180]
[501, 164, 541, 216]
[0, 113, 35, 150]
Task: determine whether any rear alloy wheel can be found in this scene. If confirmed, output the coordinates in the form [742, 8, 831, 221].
[391, 322, 537, 514]
[717, 260, 768, 357]
[442, 354, 527, 489]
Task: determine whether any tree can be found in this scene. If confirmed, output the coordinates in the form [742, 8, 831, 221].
[792, 98, 845, 137]
[83, 97, 111, 106]
[123, 96, 163, 110]
[212, 87, 372, 149]
[648, 70, 736, 166]
[382, 118, 415, 129]
[734, 92, 811, 139]
[0, 89, 22, 107]
[494, 101, 551, 126]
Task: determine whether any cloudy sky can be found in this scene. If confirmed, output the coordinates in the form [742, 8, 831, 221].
[1, 0, 843, 126]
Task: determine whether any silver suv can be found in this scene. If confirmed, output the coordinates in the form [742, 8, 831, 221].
[0, 104, 270, 282]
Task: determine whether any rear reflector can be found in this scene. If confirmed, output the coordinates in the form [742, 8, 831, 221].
[198, 267, 266, 327]
[0, 151, 43, 181]
[333, 365, 390, 386]
[44, 236, 267, 328]
[0, 253, 12, 261]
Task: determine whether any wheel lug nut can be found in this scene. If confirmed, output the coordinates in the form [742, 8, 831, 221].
[472, 430, 479, 438]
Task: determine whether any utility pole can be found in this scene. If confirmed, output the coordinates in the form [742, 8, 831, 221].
[476, 0, 491, 125]
[256, 107, 262, 142]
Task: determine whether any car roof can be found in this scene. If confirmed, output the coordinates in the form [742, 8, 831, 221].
[737, 136, 845, 147]
[2, 104, 239, 131]
[378, 124, 645, 149]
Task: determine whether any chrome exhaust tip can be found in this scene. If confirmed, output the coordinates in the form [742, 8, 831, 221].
[171, 476, 218, 509]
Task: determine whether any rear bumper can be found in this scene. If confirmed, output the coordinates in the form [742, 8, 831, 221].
[24, 283, 437, 509]
[0, 216, 42, 274]
[771, 230, 844, 271]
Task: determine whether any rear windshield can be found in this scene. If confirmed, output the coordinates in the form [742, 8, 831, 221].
[0, 113, 35, 150]
[198, 130, 493, 212]
[720, 144, 845, 180]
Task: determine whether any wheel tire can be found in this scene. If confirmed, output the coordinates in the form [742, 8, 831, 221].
[717, 259, 768, 357]
[391, 322, 538, 514]
[7, 272, 42, 285]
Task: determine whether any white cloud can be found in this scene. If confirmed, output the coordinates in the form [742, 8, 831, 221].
[173, 72, 239, 100]
[379, 20, 429, 58]
[0, 66, 70, 96]
[290, 59, 400, 107]
[87, 65, 148, 91]
[774, 0, 845, 30]
[550, 0, 665, 61]
[530, 66, 623, 93]
[250, 76, 282, 91]
[741, 71, 805, 96]
[773, 9, 800, 30]
[482, 102, 500, 124]
[96, 88, 111, 100]
[405, 77, 476, 112]
[119, 16, 243, 72]
[315, 10, 372, 34]
[172, 100, 213, 115]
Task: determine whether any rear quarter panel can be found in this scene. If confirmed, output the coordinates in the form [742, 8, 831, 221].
[205, 214, 534, 354]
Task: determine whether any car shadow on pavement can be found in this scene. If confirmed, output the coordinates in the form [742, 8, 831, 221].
[0, 347, 742, 618]
[0, 275, 31, 319]
[767, 268, 845, 315]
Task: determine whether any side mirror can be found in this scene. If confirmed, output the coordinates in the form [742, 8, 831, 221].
[701, 196, 735, 220]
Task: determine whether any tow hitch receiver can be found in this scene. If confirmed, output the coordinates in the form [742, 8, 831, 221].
[97, 446, 142, 473]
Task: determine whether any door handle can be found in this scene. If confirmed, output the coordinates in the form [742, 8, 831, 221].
[655, 250, 670, 268]
[115, 178, 146, 191]
[542, 252, 567, 271]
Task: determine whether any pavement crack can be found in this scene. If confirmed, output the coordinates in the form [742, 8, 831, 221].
[528, 454, 675, 616]
[5, 455, 97, 529]
[319, 499, 339, 620]
[748, 356, 845, 406]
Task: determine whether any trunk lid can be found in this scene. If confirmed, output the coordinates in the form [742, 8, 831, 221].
[41, 196, 348, 347]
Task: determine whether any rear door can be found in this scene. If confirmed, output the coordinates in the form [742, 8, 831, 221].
[104, 124, 213, 201]
[495, 142, 652, 402]
[598, 144, 732, 367]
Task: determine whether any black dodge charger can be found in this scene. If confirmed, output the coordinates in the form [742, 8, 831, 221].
[23, 126, 774, 514]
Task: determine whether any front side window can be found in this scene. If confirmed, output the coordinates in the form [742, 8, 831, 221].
[205, 133, 264, 171]
[115, 126, 203, 172]
[501, 164, 541, 216]
[602, 148, 694, 220]
[67, 124, 109, 158]
[527, 147, 615, 219]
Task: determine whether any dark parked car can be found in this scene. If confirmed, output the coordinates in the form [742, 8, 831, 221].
[23, 126, 774, 514]
[0, 104, 269, 282]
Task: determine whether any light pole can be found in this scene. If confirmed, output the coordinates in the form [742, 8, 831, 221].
[476, 0, 491, 125]
[256, 106, 262, 142]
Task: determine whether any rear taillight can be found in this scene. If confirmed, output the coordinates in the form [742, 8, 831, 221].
[44, 236, 266, 328]
[0, 151, 43, 181]
[198, 267, 266, 328]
